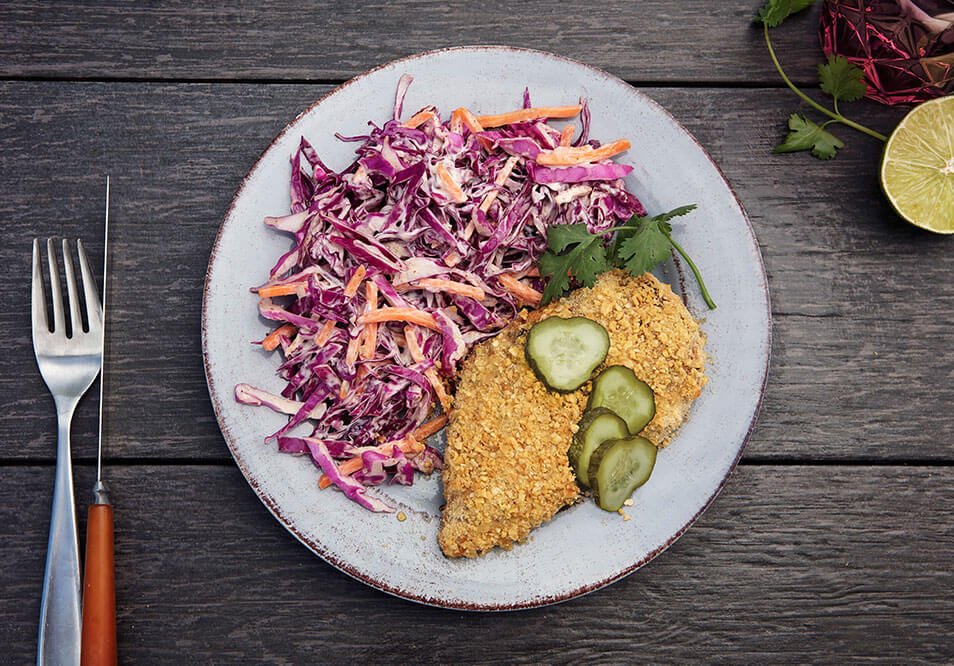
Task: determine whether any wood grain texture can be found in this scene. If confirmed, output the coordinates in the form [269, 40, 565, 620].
[0, 1, 828, 84]
[2, 82, 949, 462]
[2, 464, 952, 663]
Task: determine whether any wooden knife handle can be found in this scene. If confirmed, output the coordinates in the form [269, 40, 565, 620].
[81, 504, 117, 666]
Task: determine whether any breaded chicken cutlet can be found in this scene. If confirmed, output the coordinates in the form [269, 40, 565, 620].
[439, 270, 708, 558]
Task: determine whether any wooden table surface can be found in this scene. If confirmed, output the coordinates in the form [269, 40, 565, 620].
[3, 2, 952, 663]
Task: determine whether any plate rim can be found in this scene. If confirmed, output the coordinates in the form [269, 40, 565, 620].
[201, 44, 773, 611]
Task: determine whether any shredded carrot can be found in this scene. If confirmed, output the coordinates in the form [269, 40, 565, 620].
[359, 307, 441, 331]
[536, 138, 631, 166]
[478, 155, 519, 213]
[461, 217, 477, 242]
[402, 110, 436, 129]
[339, 379, 350, 400]
[451, 107, 494, 150]
[345, 336, 361, 366]
[425, 367, 453, 411]
[476, 105, 583, 128]
[257, 282, 306, 298]
[261, 323, 296, 351]
[524, 266, 540, 277]
[337, 455, 364, 476]
[497, 273, 542, 306]
[452, 107, 484, 134]
[343, 265, 367, 298]
[318, 474, 333, 489]
[399, 435, 425, 454]
[435, 163, 467, 203]
[413, 278, 484, 301]
[315, 320, 336, 346]
[559, 124, 576, 146]
[445, 251, 461, 267]
[412, 414, 448, 441]
[361, 282, 379, 359]
[404, 325, 426, 363]
[360, 329, 376, 359]
[449, 112, 463, 133]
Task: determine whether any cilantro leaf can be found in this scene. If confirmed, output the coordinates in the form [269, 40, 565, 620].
[537, 226, 611, 304]
[537, 250, 572, 305]
[755, 0, 817, 28]
[570, 239, 610, 289]
[616, 205, 697, 277]
[818, 54, 867, 103]
[545, 223, 596, 254]
[774, 113, 844, 159]
[617, 219, 672, 276]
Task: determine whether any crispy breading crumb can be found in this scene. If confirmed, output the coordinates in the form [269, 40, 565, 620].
[624, 515, 632, 522]
[624, 499, 634, 506]
[439, 270, 707, 558]
[397, 512, 407, 522]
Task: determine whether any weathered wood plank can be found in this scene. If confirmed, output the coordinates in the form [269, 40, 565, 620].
[2, 82, 950, 462]
[2, 464, 951, 662]
[0, 1, 829, 84]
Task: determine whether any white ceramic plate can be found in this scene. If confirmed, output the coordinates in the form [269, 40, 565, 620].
[202, 47, 771, 610]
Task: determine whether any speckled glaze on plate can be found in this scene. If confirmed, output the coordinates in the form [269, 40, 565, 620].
[202, 46, 771, 610]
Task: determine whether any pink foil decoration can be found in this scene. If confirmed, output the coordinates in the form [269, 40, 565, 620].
[820, 0, 954, 105]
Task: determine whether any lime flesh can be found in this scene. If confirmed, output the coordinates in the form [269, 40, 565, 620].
[880, 95, 954, 234]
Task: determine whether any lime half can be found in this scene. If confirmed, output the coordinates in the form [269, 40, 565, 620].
[880, 95, 954, 234]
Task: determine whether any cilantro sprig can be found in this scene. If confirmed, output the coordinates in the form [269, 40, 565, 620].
[537, 205, 716, 309]
[756, 0, 887, 159]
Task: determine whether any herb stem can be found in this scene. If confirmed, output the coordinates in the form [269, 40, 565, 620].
[663, 232, 717, 310]
[763, 23, 887, 142]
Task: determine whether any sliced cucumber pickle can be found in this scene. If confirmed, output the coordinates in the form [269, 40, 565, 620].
[568, 408, 629, 488]
[525, 316, 609, 392]
[588, 435, 656, 511]
[588, 436, 657, 512]
[586, 365, 655, 434]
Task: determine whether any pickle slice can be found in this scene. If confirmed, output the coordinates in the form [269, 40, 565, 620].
[586, 365, 655, 434]
[588, 436, 657, 512]
[524, 316, 609, 392]
[568, 408, 629, 488]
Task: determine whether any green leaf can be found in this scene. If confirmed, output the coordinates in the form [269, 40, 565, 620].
[774, 113, 844, 159]
[545, 223, 594, 254]
[571, 241, 610, 289]
[537, 250, 572, 305]
[818, 54, 867, 103]
[618, 220, 672, 277]
[616, 205, 697, 277]
[755, 0, 817, 27]
[537, 227, 611, 305]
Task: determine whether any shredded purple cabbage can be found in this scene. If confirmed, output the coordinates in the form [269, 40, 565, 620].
[236, 75, 646, 512]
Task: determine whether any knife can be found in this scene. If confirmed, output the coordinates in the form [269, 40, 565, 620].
[80, 177, 117, 666]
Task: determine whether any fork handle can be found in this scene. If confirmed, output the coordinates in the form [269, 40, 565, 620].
[81, 500, 116, 666]
[38, 408, 82, 666]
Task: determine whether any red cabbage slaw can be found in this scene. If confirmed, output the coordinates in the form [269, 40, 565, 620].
[235, 75, 647, 512]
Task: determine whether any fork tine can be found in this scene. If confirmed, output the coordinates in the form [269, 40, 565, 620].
[61, 239, 84, 335]
[46, 238, 65, 334]
[76, 239, 103, 329]
[31, 239, 49, 334]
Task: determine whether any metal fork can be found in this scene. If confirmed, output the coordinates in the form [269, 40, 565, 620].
[32, 238, 103, 666]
